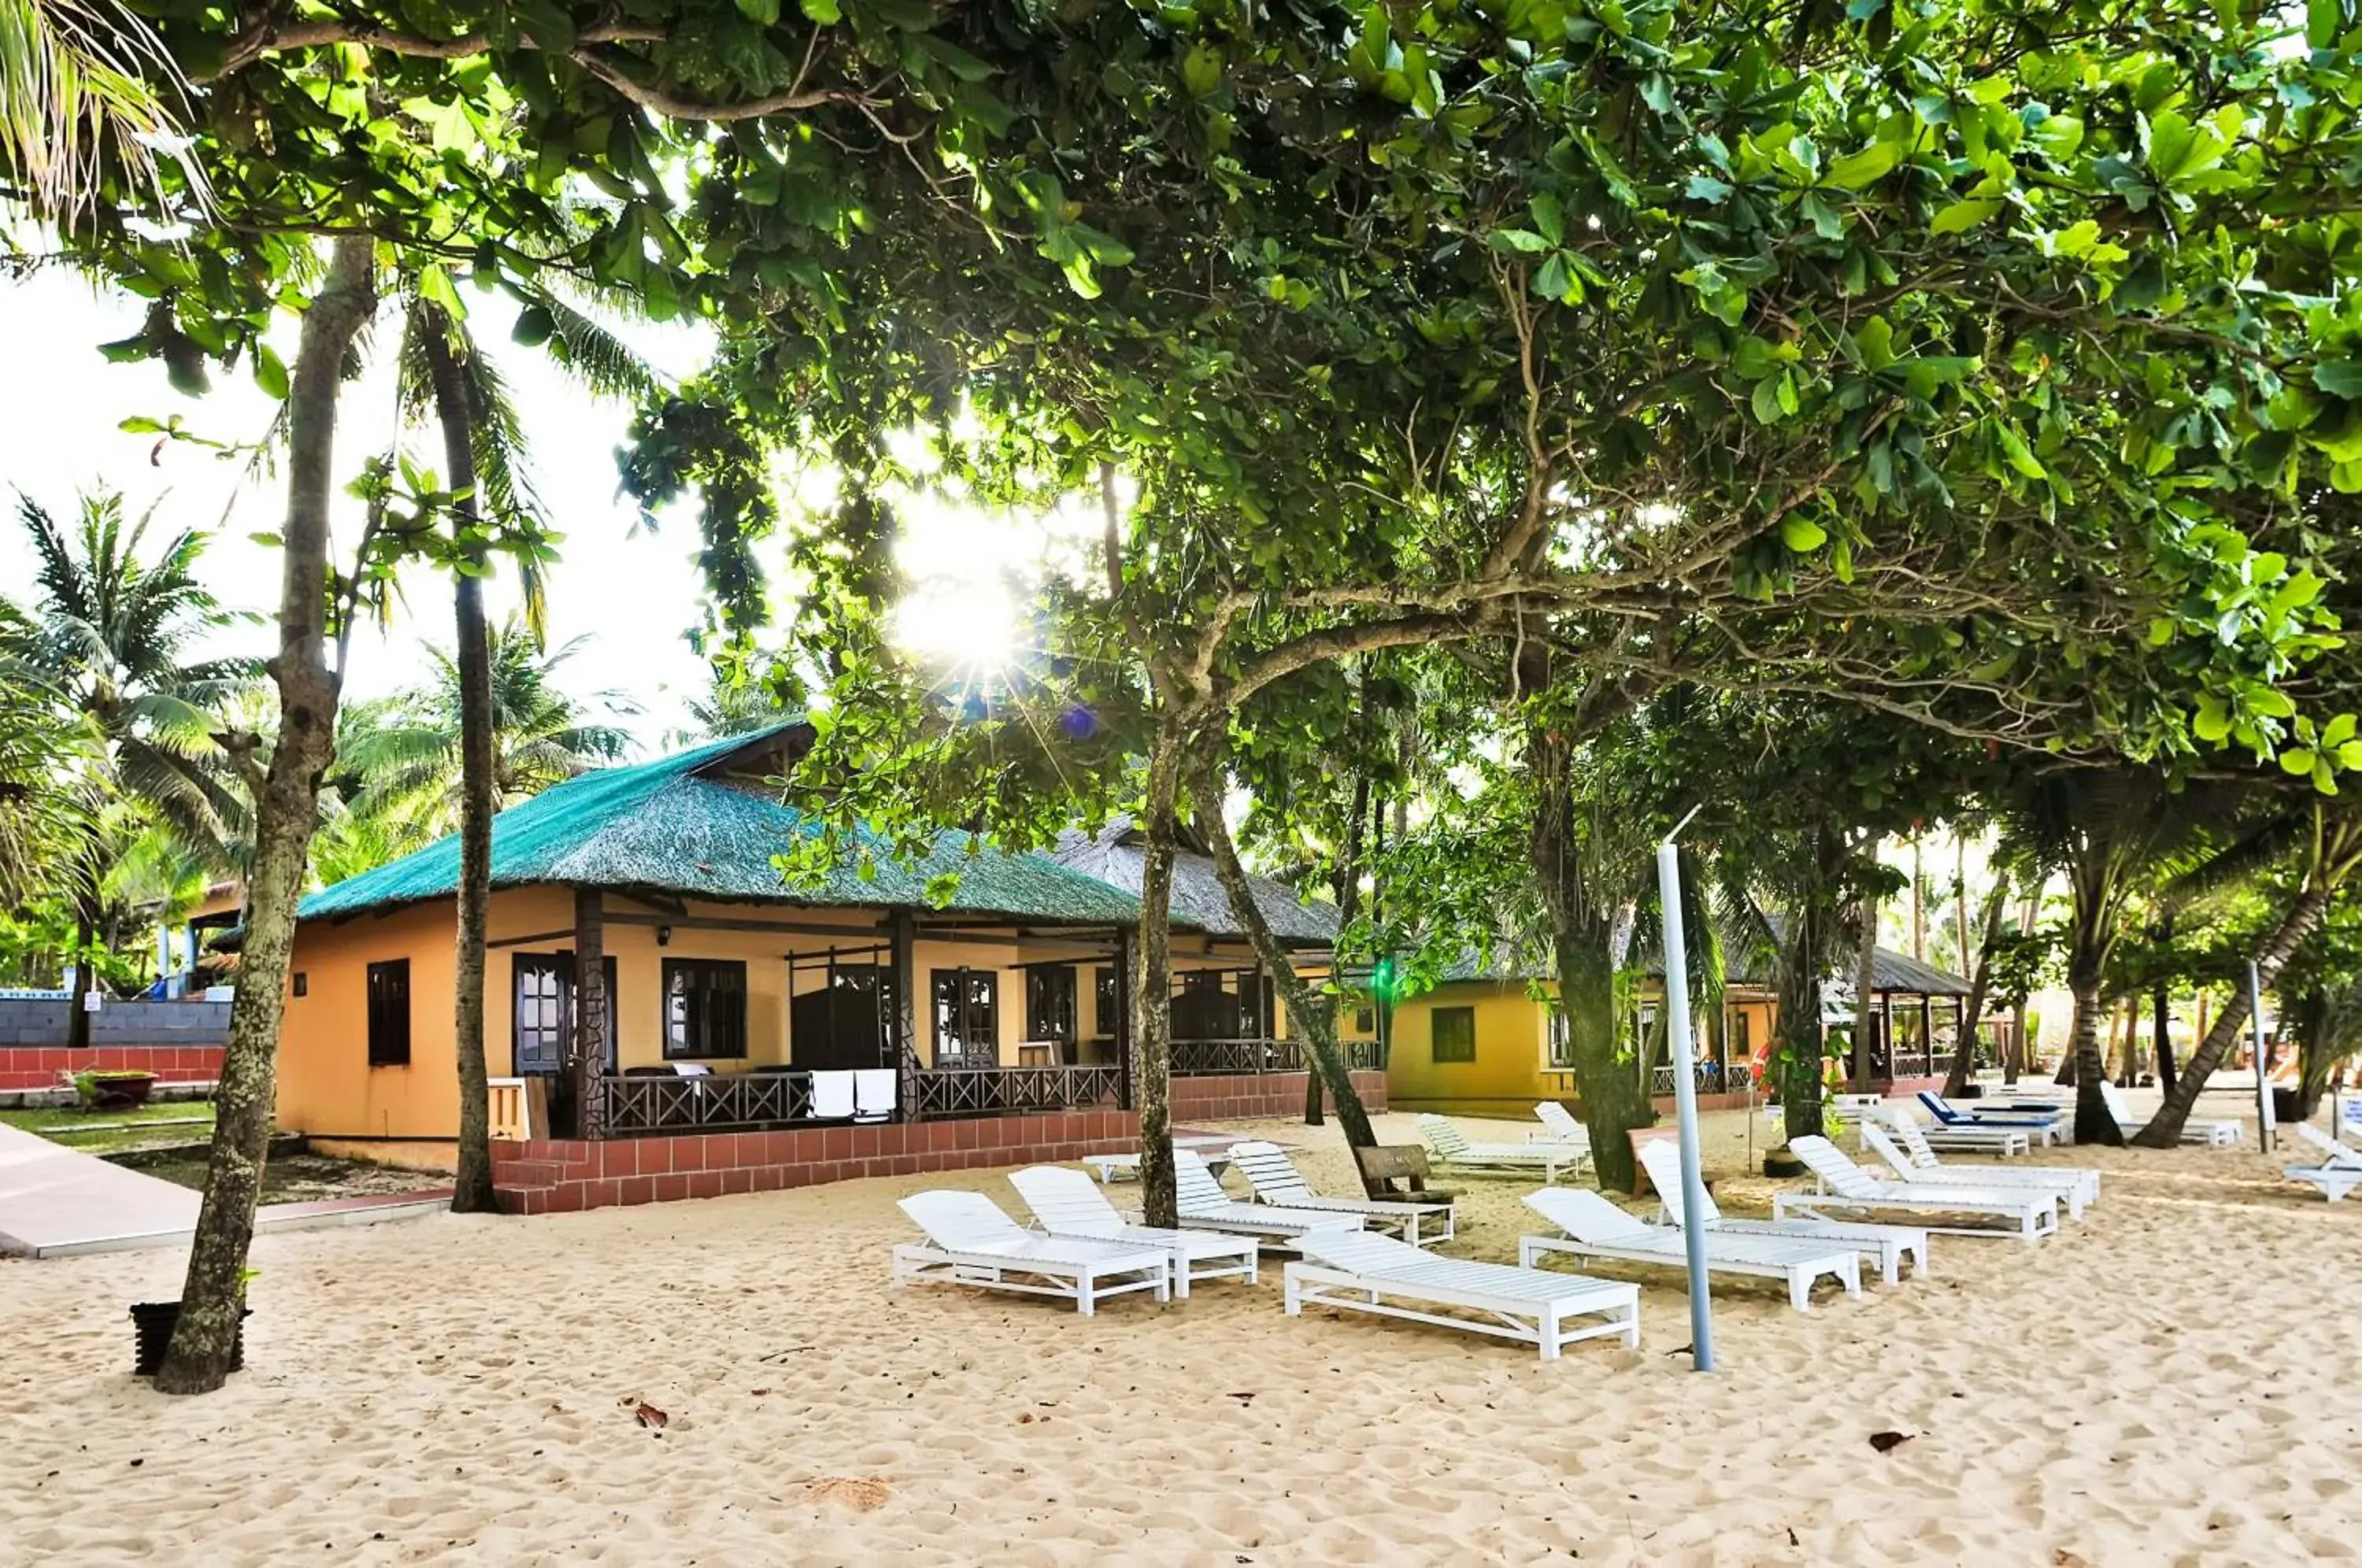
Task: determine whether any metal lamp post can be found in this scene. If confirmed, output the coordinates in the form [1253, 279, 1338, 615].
[1654, 808, 1715, 1373]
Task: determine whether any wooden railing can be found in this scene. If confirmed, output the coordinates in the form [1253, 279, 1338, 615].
[1170, 1038, 1381, 1076]
[909, 1064, 1124, 1119]
[486, 1078, 532, 1141]
[602, 1071, 816, 1137]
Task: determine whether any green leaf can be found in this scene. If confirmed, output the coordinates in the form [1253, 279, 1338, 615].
[1530, 194, 1565, 246]
[1853, 316, 1897, 371]
[254, 344, 288, 401]
[2340, 740, 2362, 771]
[2284, 747, 2319, 776]
[2311, 0, 2344, 49]
[1490, 228, 1553, 253]
[735, 0, 779, 24]
[1686, 173, 1734, 204]
[1823, 142, 1901, 190]
[2324, 713, 2357, 749]
[1897, 356, 1978, 399]
[2316, 360, 2362, 399]
[117, 415, 168, 435]
[1997, 424, 2046, 479]
[2194, 695, 2232, 743]
[1751, 375, 1784, 424]
[1931, 198, 2002, 235]
[1180, 43, 1222, 97]
[800, 0, 840, 18]
[1779, 516, 1828, 552]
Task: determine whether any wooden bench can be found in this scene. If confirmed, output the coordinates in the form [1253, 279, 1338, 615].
[1356, 1144, 1465, 1204]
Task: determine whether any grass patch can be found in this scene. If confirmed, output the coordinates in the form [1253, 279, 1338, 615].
[0, 1101, 217, 1156]
[136, 1152, 442, 1204]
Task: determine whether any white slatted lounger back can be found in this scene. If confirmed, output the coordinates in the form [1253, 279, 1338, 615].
[1172, 1148, 1364, 1244]
[1779, 1137, 2058, 1242]
[1416, 1114, 1583, 1183]
[1224, 1141, 1455, 1247]
[1520, 1187, 1860, 1312]
[1870, 1115, 2099, 1217]
[1636, 1138, 1929, 1285]
[2097, 1082, 2241, 1146]
[2288, 1125, 2362, 1203]
[1284, 1230, 1640, 1362]
[1009, 1166, 1259, 1297]
[1532, 1101, 1596, 1152]
[892, 1191, 1171, 1316]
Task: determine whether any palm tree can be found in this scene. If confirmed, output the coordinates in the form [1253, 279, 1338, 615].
[385, 272, 656, 1213]
[338, 623, 634, 849]
[8, 490, 251, 1048]
[0, 0, 195, 220]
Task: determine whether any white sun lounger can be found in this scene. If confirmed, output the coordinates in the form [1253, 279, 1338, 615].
[1871, 1114, 2099, 1217]
[1009, 1166, 1259, 1297]
[1520, 1188, 1862, 1312]
[2097, 1082, 2240, 1146]
[1083, 1135, 1235, 1184]
[891, 1191, 1170, 1315]
[1636, 1139, 1929, 1285]
[1224, 1141, 1454, 1247]
[1168, 1148, 1362, 1245]
[1532, 1101, 1597, 1152]
[1779, 1137, 2059, 1242]
[1417, 1114, 1584, 1183]
[2288, 1125, 2362, 1203]
[1284, 1230, 1641, 1361]
[1915, 1090, 2060, 1149]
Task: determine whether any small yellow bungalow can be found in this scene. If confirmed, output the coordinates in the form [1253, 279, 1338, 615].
[1383, 945, 1972, 1117]
[280, 723, 1348, 1171]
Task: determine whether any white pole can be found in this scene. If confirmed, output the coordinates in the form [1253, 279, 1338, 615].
[1655, 814, 1714, 1373]
[2249, 961, 2275, 1152]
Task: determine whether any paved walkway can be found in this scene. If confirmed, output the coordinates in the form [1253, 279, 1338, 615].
[0, 1121, 199, 1257]
[0, 1122, 450, 1259]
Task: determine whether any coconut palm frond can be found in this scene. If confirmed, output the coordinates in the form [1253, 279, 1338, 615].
[515, 280, 665, 404]
[0, 0, 202, 223]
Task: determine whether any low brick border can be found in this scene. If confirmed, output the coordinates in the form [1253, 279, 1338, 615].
[0, 1045, 224, 1091]
[491, 1068, 1390, 1216]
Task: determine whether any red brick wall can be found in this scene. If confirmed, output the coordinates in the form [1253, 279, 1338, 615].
[1171, 1069, 1389, 1122]
[489, 1069, 1390, 1216]
[0, 1045, 224, 1091]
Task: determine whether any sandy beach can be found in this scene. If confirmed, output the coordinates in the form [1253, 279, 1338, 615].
[4, 1103, 2359, 1566]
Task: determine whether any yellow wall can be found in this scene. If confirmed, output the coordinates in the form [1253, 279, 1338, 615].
[1388, 981, 1555, 1113]
[277, 889, 1301, 1141]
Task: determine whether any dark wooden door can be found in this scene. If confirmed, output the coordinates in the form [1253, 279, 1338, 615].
[512, 952, 616, 1075]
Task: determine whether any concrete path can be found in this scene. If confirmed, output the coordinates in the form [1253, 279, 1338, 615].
[0, 1122, 450, 1259]
[0, 1120, 200, 1258]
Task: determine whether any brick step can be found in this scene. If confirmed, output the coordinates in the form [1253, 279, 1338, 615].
[495, 1159, 566, 1188]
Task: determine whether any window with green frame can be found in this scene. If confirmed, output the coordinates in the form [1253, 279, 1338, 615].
[1431, 1006, 1476, 1063]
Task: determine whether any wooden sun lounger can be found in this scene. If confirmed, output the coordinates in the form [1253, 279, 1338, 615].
[891, 1191, 1170, 1315]
[1637, 1139, 1930, 1285]
[1416, 1115, 1584, 1183]
[1172, 1149, 1363, 1247]
[1284, 1230, 1640, 1361]
[1779, 1137, 2058, 1243]
[1520, 1188, 1862, 1313]
[1870, 1115, 2098, 1217]
[1009, 1166, 1258, 1296]
[1225, 1141, 1454, 1247]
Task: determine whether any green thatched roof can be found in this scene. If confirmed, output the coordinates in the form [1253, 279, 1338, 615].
[300, 724, 1142, 926]
[1050, 819, 1340, 949]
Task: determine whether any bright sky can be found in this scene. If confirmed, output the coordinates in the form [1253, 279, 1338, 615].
[0, 265, 727, 750]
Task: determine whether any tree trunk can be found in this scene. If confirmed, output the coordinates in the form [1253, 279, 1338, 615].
[2005, 998, 2026, 1083]
[2065, 972, 2121, 1146]
[1849, 893, 1879, 1093]
[1527, 723, 1649, 1191]
[1312, 745, 1372, 1128]
[2134, 882, 2332, 1147]
[569, 887, 607, 1140]
[157, 236, 377, 1396]
[65, 897, 96, 1056]
[1132, 719, 1183, 1228]
[2153, 978, 2177, 1097]
[1943, 875, 2010, 1097]
[422, 315, 499, 1216]
[1188, 762, 1377, 1149]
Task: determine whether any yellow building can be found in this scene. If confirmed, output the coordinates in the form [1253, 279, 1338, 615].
[1382, 948, 1966, 1117]
[280, 724, 1337, 1165]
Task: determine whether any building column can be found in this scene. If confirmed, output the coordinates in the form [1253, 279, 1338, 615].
[1113, 926, 1134, 1111]
[890, 908, 918, 1120]
[572, 886, 608, 1140]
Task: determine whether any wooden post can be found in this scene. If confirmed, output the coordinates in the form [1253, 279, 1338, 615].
[572, 886, 607, 1141]
[1920, 995, 1933, 1079]
[1113, 926, 1134, 1111]
[890, 908, 918, 1119]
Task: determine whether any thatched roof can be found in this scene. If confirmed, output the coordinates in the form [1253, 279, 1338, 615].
[1050, 819, 1340, 949]
[300, 723, 1142, 927]
[1402, 934, 1971, 997]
